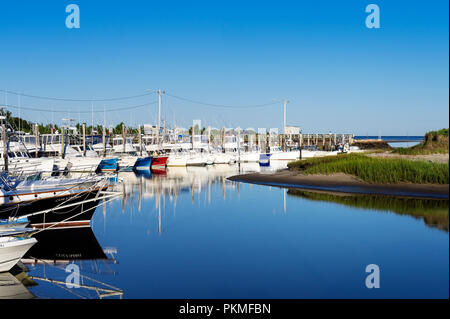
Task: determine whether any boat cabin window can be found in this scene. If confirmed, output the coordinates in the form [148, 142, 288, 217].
[113, 138, 123, 146]
[23, 136, 36, 144]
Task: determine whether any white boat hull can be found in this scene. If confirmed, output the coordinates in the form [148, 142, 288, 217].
[167, 156, 188, 167]
[0, 237, 37, 273]
[237, 152, 260, 163]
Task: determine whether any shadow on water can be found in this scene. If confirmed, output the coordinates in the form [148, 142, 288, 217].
[287, 189, 449, 232]
[19, 227, 123, 299]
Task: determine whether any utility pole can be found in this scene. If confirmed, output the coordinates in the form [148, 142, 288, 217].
[91, 101, 94, 137]
[157, 89, 161, 152]
[283, 99, 289, 151]
[283, 99, 289, 134]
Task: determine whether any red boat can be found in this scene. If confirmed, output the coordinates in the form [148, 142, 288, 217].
[151, 156, 168, 169]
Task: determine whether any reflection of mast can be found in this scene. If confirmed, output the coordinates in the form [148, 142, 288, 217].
[30, 275, 123, 299]
[102, 198, 106, 233]
[237, 181, 240, 199]
[121, 182, 126, 213]
[138, 176, 142, 212]
[158, 193, 162, 235]
[208, 177, 211, 204]
[283, 189, 286, 214]
[191, 179, 195, 204]
[222, 177, 226, 200]
[173, 179, 177, 215]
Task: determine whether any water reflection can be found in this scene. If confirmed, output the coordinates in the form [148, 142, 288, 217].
[15, 163, 448, 298]
[0, 268, 36, 299]
[22, 227, 123, 299]
[287, 189, 449, 231]
[113, 164, 267, 234]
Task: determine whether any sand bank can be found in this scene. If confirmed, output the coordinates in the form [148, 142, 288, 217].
[228, 170, 449, 199]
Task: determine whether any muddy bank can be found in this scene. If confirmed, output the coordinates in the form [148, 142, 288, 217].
[228, 170, 449, 199]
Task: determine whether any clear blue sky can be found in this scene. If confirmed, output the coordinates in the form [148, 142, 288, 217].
[0, 0, 448, 135]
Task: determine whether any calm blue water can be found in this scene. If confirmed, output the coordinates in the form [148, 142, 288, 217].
[15, 165, 449, 299]
[355, 135, 424, 148]
[354, 136, 424, 141]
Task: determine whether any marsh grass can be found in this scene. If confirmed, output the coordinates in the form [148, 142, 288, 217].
[287, 153, 449, 184]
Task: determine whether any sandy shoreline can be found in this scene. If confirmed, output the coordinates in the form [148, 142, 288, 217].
[228, 170, 449, 199]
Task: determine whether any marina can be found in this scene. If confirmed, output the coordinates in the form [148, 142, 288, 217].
[0, 92, 448, 300]
[0, 99, 448, 299]
[0, 1, 448, 304]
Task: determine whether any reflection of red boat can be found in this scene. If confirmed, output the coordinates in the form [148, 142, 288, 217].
[151, 156, 168, 169]
[150, 168, 167, 176]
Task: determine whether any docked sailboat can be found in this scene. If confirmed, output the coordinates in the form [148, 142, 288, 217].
[0, 173, 118, 228]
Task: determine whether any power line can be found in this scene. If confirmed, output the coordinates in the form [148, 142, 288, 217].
[166, 92, 282, 109]
[0, 89, 155, 102]
[3, 101, 158, 113]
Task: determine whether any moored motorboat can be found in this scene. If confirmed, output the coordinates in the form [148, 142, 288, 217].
[259, 153, 271, 166]
[151, 156, 168, 169]
[0, 236, 37, 273]
[133, 156, 153, 171]
[97, 158, 119, 172]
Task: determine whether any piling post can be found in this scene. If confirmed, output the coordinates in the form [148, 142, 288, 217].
[122, 123, 125, 153]
[237, 127, 241, 169]
[299, 133, 303, 160]
[138, 124, 142, 156]
[103, 125, 107, 157]
[34, 124, 39, 158]
[2, 124, 8, 171]
[82, 123, 86, 156]
[207, 126, 211, 152]
[221, 127, 225, 153]
[61, 125, 65, 159]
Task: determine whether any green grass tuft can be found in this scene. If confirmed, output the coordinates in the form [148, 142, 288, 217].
[287, 153, 449, 184]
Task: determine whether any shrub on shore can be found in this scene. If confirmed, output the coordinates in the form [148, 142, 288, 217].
[392, 128, 449, 155]
[287, 153, 449, 184]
